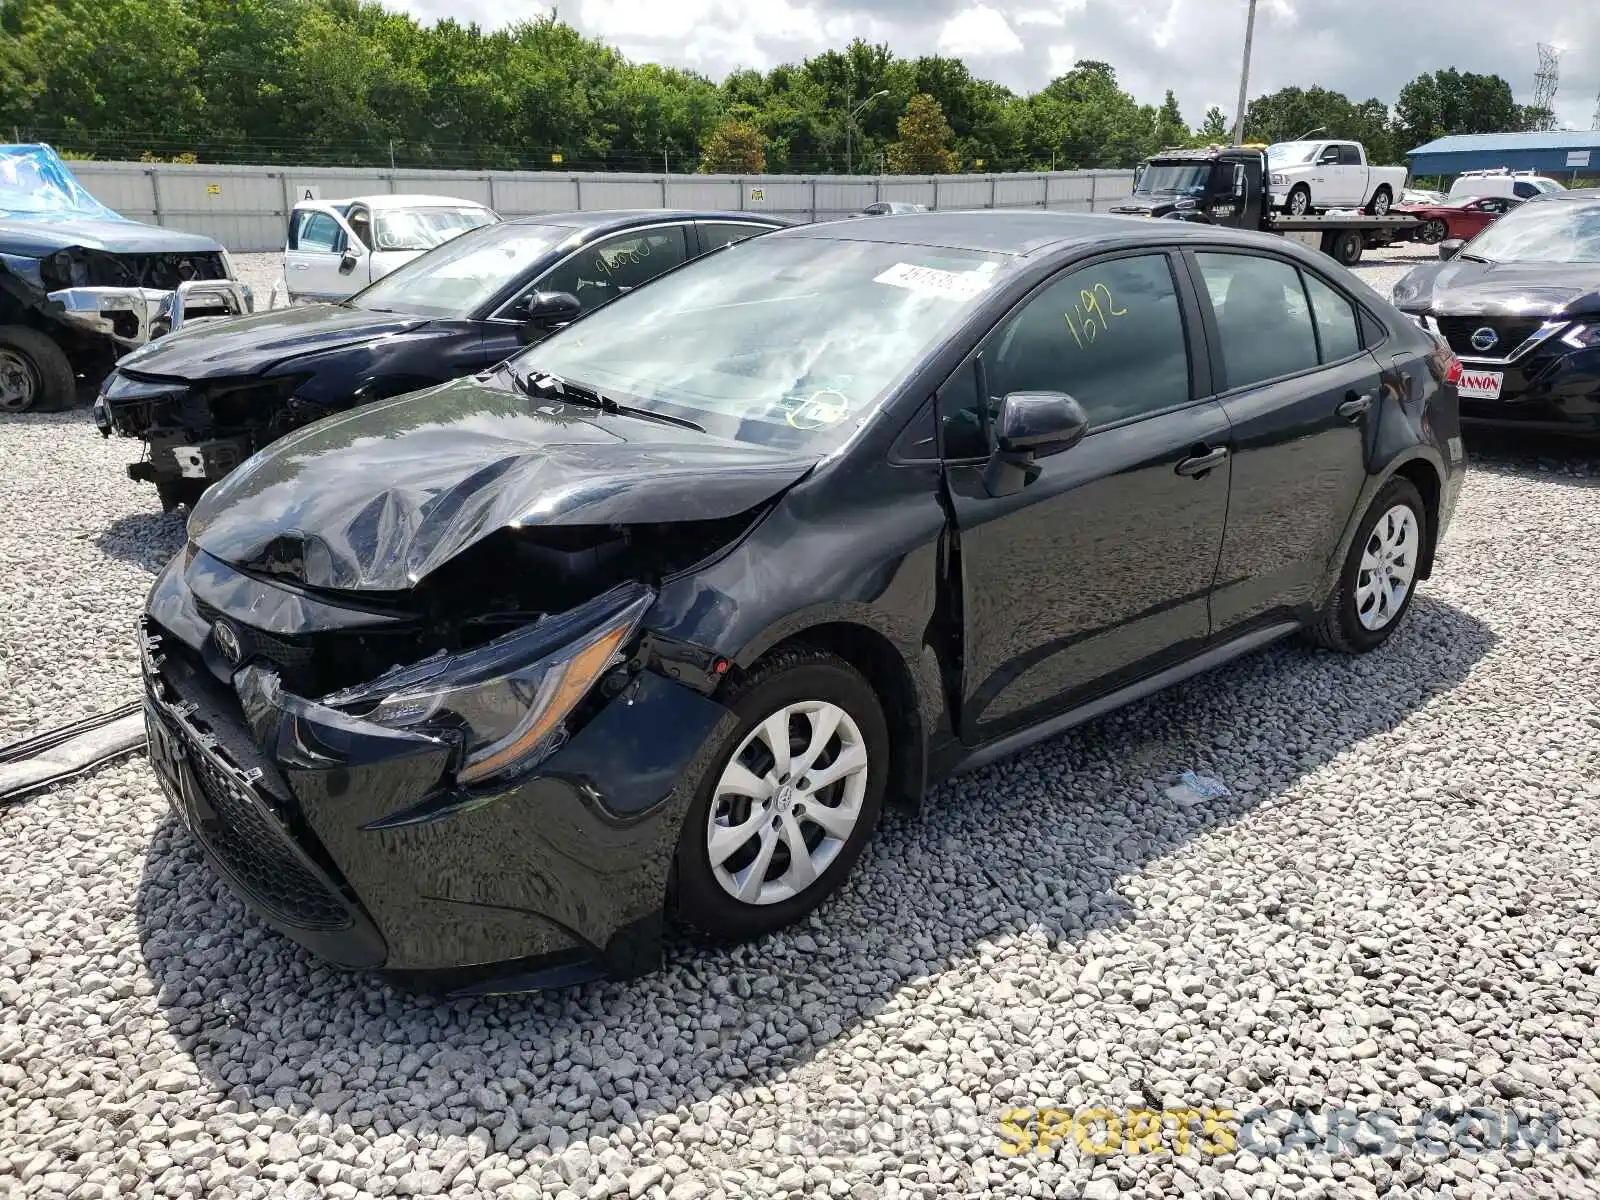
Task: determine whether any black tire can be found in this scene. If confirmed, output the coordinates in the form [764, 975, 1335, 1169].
[1367, 186, 1393, 216]
[1419, 218, 1448, 245]
[1328, 229, 1363, 266]
[1287, 185, 1312, 216]
[156, 479, 208, 512]
[0, 325, 75, 413]
[1306, 476, 1427, 654]
[672, 647, 889, 942]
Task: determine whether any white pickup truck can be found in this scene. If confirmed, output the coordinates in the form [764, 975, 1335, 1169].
[1267, 140, 1409, 217]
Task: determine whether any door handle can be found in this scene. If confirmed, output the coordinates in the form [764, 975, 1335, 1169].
[291, 262, 309, 271]
[1337, 392, 1373, 420]
[1175, 446, 1229, 477]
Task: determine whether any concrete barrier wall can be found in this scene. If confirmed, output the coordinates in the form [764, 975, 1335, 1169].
[68, 161, 1138, 252]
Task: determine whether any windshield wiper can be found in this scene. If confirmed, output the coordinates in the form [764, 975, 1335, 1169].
[513, 369, 704, 433]
[1455, 253, 1491, 263]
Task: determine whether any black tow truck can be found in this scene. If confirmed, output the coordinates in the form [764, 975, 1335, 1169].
[1110, 145, 1419, 265]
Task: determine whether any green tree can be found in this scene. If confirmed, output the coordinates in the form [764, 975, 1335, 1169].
[1395, 69, 1526, 151]
[1154, 90, 1188, 149]
[1244, 85, 1397, 164]
[885, 93, 958, 174]
[699, 118, 766, 173]
[1199, 106, 1230, 142]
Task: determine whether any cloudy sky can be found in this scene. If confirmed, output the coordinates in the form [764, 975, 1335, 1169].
[391, 0, 1600, 137]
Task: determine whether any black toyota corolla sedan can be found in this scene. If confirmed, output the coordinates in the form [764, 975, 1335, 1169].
[141, 211, 1465, 992]
[95, 209, 791, 509]
[1390, 188, 1600, 435]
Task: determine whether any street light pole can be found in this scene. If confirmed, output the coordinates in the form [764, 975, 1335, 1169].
[1231, 0, 1258, 145]
[846, 90, 890, 175]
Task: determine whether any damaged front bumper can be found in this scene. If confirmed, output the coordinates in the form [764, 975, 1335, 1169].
[50, 277, 254, 349]
[140, 549, 734, 992]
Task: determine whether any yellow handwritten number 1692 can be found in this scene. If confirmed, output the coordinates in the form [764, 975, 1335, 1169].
[1063, 283, 1128, 349]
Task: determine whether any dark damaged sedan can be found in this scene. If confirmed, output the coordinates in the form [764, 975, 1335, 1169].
[1390, 188, 1600, 435]
[97, 209, 789, 509]
[141, 212, 1464, 991]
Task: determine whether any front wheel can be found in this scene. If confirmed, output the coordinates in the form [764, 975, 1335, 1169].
[1305, 476, 1427, 654]
[1418, 218, 1448, 245]
[0, 325, 75, 413]
[673, 648, 888, 942]
[1287, 186, 1312, 216]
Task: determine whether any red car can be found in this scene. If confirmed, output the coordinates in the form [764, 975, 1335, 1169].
[1396, 195, 1522, 245]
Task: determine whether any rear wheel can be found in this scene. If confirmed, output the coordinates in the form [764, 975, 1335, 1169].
[1368, 186, 1393, 216]
[1306, 476, 1427, 654]
[1323, 229, 1364, 266]
[0, 326, 74, 413]
[673, 649, 888, 942]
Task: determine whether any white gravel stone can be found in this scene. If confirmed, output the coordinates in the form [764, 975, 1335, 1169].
[2, 304, 1598, 1199]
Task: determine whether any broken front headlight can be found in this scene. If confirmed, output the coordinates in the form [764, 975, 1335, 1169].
[325, 583, 654, 785]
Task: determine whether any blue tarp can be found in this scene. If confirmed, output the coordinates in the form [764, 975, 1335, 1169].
[0, 144, 128, 222]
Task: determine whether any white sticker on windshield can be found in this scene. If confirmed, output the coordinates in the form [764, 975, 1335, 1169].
[873, 261, 995, 299]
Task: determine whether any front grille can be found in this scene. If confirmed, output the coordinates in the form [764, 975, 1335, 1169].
[193, 597, 318, 687]
[1435, 316, 1547, 358]
[178, 728, 353, 931]
[84, 250, 229, 289]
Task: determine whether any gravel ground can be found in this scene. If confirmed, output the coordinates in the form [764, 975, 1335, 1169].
[4, 242, 1600, 1200]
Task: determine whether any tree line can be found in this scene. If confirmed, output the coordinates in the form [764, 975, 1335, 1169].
[0, 0, 1548, 174]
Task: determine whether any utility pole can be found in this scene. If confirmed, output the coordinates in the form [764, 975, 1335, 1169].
[1231, 0, 1258, 146]
[846, 90, 890, 175]
[389, 140, 396, 170]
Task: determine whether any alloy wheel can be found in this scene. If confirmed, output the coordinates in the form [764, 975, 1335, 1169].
[706, 700, 870, 906]
[0, 349, 38, 412]
[1289, 190, 1310, 216]
[1371, 190, 1392, 215]
[1355, 504, 1419, 631]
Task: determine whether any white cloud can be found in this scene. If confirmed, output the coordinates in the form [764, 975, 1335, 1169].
[936, 6, 1024, 57]
[388, 0, 1600, 133]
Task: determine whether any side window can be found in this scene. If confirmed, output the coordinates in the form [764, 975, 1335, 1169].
[945, 253, 1190, 447]
[1195, 252, 1319, 388]
[297, 213, 341, 253]
[1337, 144, 1362, 166]
[1301, 272, 1362, 362]
[1512, 181, 1538, 199]
[698, 222, 771, 254]
[537, 225, 689, 313]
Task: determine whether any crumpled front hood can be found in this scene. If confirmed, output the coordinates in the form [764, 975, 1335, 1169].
[0, 217, 223, 256]
[188, 377, 819, 592]
[115, 303, 429, 380]
[1392, 259, 1600, 317]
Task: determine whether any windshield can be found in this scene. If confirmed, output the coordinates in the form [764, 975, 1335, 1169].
[1461, 200, 1600, 264]
[348, 221, 568, 318]
[509, 235, 1010, 452]
[1135, 164, 1212, 195]
[372, 205, 497, 252]
[1267, 142, 1319, 166]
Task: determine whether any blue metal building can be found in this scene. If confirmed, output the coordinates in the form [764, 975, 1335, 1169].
[1407, 130, 1600, 177]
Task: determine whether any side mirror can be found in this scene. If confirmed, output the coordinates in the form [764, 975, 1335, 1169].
[514, 290, 582, 326]
[339, 250, 360, 273]
[1438, 238, 1466, 261]
[984, 391, 1089, 497]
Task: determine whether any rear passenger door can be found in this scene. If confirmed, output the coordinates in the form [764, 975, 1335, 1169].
[1185, 249, 1380, 636]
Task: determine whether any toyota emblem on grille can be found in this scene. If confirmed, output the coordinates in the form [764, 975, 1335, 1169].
[212, 620, 243, 665]
[1469, 326, 1499, 352]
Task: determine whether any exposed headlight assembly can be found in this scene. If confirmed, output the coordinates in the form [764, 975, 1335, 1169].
[1270, 173, 1287, 185]
[326, 583, 654, 785]
[1560, 323, 1600, 350]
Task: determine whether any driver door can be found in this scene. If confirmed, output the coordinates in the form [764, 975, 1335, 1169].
[940, 250, 1232, 745]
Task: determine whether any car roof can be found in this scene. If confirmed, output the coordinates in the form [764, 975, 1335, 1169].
[771, 209, 1286, 258]
[500, 209, 796, 232]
